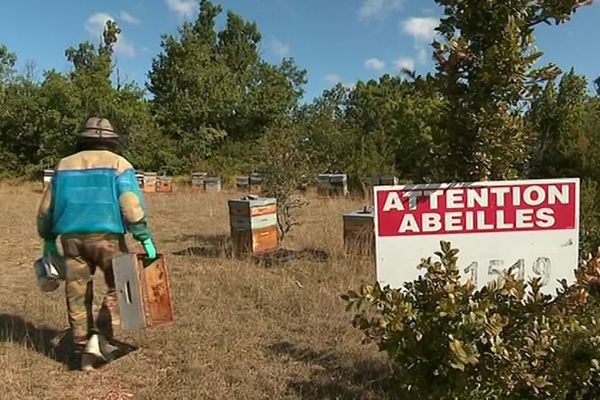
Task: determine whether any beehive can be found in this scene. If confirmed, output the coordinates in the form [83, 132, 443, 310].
[112, 254, 174, 331]
[236, 176, 250, 190]
[43, 169, 54, 190]
[365, 175, 399, 203]
[380, 174, 399, 185]
[143, 172, 157, 193]
[157, 176, 173, 193]
[343, 208, 375, 257]
[135, 172, 145, 190]
[228, 197, 278, 257]
[204, 177, 222, 192]
[318, 174, 348, 197]
[249, 173, 263, 191]
[192, 172, 208, 191]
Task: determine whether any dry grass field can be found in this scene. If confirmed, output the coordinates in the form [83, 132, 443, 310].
[0, 183, 396, 400]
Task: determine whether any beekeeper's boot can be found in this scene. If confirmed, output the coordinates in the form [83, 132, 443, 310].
[81, 334, 119, 371]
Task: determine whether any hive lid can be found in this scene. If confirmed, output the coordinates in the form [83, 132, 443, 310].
[228, 196, 276, 208]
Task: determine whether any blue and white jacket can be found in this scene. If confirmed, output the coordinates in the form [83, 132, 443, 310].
[37, 150, 152, 242]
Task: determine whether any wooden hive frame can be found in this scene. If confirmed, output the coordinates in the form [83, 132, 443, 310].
[112, 254, 174, 331]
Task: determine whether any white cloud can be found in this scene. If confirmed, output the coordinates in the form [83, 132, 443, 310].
[359, 0, 404, 20]
[115, 40, 136, 58]
[84, 13, 136, 58]
[120, 11, 141, 25]
[271, 39, 290, 58]
[85, 12, 114, 37]
[394, 57, 415, 72]
[401, 17, 439, 42]
[325, 74, 342, 84]
[165, 0, 196, 19]
[364, 58, 386, 71]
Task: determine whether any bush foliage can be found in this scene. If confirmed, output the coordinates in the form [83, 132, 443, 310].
[344, 241, 600, 399]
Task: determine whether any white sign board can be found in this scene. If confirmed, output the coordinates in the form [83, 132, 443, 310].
[374, 179, 580, 293]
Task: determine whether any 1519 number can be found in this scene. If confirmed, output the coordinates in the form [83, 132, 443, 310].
[464, 257, 552, 287]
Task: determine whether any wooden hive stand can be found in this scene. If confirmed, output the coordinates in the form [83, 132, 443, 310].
[228, 197, 278, 257]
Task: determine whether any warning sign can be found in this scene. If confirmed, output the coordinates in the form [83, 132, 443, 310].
[374, 179, 580, 293]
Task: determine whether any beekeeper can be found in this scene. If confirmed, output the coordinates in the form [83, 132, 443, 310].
[37, 117, 156, 371]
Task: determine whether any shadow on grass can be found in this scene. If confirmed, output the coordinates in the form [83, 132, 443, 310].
[268, 341, 398, 400]
[170, 234, 331, 265]
[0, 314, 136, 371]
[170, 234, 232, 258]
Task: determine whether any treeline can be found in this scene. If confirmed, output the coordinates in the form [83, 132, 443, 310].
[0, 1, 599, 246]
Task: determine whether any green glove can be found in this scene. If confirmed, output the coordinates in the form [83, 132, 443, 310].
[43, 240, 59, 258]
[142, 239, 157, 259]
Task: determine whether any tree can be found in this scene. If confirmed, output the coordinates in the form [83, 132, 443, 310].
[0, 45, 16, 87]
[528, 70, 591, 178]
[432, 0, 592, 181]
[258, 118, 320, 242]
[148, 0, 306, 171]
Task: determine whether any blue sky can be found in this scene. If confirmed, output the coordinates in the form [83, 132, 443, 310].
[1, 0, 598, 101]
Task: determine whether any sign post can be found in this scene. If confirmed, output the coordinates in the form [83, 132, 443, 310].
[374, 179, 580, 293]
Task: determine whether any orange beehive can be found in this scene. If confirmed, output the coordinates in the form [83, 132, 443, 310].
[143, 172, 157, 193]
[156, 176, 173, 193]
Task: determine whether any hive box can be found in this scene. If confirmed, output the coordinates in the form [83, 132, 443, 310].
[365, 175, 399, 202]
[191, 172, 208, 191]
[135, 172, 145, 190]
[343, 208, 375, 257]
[204, 177, 222, 192]
[143, 172, 157, 193]
[228, 197, 278, 257]
[318, 174, 348, 197]
[112, 254, 174, 331]
[236, 176, 250, 190]
[157, 176, 173, 193]
[43, 169, 54, 190]
[249, 173, 263, 190]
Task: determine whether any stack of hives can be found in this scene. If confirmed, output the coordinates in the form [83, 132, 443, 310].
[236, 173, 263, 193]
[343, 207, 375, 257]
[228, 197, 278, 257]
[317, 174, 348, 197]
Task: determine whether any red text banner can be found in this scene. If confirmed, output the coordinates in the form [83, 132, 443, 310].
[376, 182, 577, 237]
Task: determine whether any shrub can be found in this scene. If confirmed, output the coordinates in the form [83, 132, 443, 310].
[343, 241, 600, 400]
